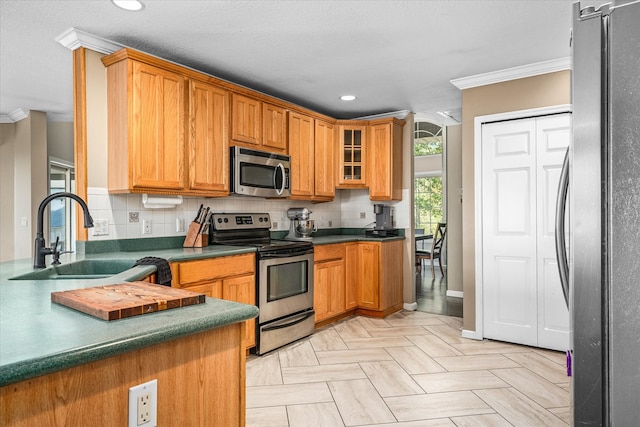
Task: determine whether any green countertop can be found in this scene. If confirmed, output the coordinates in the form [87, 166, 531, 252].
[0, 245, 258, 387]
[0, 233, 403, 387]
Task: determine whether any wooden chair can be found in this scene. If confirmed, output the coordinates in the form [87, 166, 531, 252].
[415, 222, 446, 277]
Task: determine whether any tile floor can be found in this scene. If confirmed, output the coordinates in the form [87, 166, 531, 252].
[246, 311, 571, 426]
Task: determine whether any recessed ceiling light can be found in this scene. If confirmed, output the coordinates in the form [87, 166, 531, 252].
[112, 0, 144, 11]
[340, 95, 356, 101]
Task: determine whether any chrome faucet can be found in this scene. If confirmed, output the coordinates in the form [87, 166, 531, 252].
[34, 192, 94, 268]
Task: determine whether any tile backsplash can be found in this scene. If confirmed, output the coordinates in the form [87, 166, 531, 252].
[86, 187, 409, 241]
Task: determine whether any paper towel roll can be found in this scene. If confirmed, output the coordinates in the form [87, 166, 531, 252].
[142, 194, 183, 209]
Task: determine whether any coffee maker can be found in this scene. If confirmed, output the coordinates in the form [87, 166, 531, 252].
[374, 204, 393, 230]
[286, 207, 317, 241]
[366, 204, 398, 237]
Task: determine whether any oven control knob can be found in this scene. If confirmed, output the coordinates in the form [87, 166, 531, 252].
[224, 218, 229, 223]
[264, 216, 268, 222]
[217, 218, 223, 223]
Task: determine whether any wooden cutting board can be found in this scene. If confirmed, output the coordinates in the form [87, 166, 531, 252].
[51, 281, 206, 321]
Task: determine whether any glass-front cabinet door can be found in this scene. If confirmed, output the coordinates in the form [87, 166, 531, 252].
[338, 125, 367, 187]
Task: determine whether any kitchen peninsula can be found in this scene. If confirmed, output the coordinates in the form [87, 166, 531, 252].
[0, 245, 258, 427]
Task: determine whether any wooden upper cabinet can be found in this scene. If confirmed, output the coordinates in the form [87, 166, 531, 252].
[368, 118, 405, 201]
[262, 103, 288, 153]
[337, 125, 367, 188]
[104, 58, 187, 193]
[288, 111, 315, 198]
[188, 79, 230, 194]
[231, 93, 262, 146]
[314, 120, 335, 200]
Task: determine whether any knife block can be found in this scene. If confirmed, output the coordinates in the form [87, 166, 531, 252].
[183, 221, 208, 248]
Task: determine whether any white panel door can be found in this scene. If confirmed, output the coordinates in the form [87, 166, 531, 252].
[536, 114, 570, 351]
[482, 114, 571, 351]
[482, 118, 538, 346]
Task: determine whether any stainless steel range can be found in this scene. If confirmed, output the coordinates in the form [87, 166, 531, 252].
[209, 213, 315, 354]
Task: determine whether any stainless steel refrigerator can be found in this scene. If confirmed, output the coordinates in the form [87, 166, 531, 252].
[556, 1, 640, 425]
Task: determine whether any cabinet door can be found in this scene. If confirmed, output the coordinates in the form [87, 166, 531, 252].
[344, 243, 359, 310]
[223, 274, 256, 349]
[368, 121, 403, 200]
[288, 112, 315, 198]
[132, 61, 186, 190]
[181, 281, 223, 299]
[357, 243, 380, 309]
[263, 103, 288, 153]
[338, 126, 367, 187]
[314, 259, 345, 322]
[189, 80, 229, 193]
[232, 93, 261, 145]
[314, 120, 336, 199]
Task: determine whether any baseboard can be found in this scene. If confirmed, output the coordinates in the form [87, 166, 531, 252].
[446, 290, 463, 298]
[403, 302, 418, 311]
[461, 329, 483, 340]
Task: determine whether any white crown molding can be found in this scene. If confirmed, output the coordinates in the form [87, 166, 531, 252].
[450, 57, 571, 90]
[353, 109, 411, 120]
[55, 27, 123, 54]
[0, 109, 30, 123]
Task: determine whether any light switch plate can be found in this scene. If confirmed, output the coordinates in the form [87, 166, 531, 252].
[93, 219, 109, 236]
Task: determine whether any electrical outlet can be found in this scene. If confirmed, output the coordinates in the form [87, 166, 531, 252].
[128, 379, 157, 427]
[328, 220, 333, 227]
[142, 219, 152, 235]
[129, 212, 139, 223]
[176, 218, 185, 233]
[360, 212, 366, 219]
[272, 221, 278, 229]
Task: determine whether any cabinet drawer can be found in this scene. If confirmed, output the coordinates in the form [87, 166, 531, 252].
[173, 253, 255, 286]
[314, 244, 346, 262]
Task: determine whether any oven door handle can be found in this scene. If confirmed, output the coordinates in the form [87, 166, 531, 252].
[260, 249, 314, 259]
[261, 311, 314, 332]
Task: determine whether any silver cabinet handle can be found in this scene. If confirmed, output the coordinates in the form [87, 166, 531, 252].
[555, 147, 570, 308]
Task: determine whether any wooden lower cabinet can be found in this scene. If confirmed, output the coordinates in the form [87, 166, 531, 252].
[360, 239, 404, 317]
[0, 324, 246, 427]
[171, 253, 256, 350]
[314, 244, 346, 322]
[344, 243, 359, 310]
[314, 240, 403, 324]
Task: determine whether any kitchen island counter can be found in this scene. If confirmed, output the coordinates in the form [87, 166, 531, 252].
[0, 243, 258, 388]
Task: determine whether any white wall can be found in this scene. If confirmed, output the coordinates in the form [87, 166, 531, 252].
[0, 112, 48, 261]
[445, 125, 462, 293]
[47, 122, 74, 164]
[0, 123, 16, 262]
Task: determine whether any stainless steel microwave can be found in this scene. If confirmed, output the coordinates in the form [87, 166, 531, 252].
[230, 146, 291, 198]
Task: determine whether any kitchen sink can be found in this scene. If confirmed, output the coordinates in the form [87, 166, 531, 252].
[9, 259, 137, 281]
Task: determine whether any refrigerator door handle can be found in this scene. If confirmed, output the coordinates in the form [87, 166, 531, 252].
[555, 147, 570, 308]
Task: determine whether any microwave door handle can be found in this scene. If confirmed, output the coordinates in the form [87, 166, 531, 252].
[274, 163, 285, 196]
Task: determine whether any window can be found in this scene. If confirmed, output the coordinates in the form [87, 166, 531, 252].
[49, 160, 75, 252]
[414, 121, 443, 156]
[414, 176, 443, 236]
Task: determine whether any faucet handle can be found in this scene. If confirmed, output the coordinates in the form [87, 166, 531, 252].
[51, 237, 65, 265]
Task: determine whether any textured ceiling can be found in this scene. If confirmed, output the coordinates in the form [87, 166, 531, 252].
[0, 0, 600, 124]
